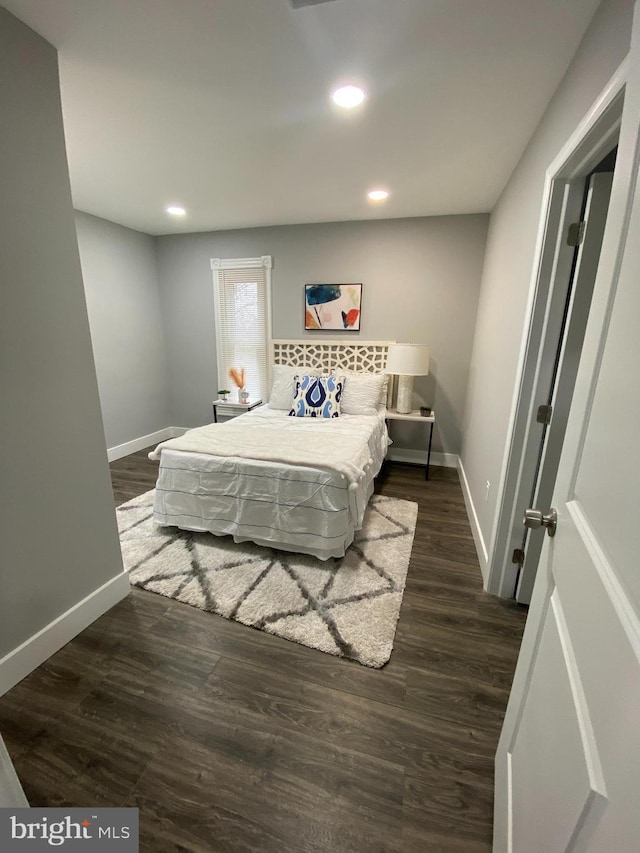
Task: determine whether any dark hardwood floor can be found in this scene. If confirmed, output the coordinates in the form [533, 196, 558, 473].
[0, 451, 528, 852]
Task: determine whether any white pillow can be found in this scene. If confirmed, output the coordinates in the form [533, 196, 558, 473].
[269, 363, 320, 410]
[341, 372, 388, 415]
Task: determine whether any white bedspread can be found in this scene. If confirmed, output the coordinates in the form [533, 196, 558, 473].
[150, 406, 390, 560]
[150, 405, 384, 489]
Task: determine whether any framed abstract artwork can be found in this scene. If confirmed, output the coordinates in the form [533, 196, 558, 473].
[304, 283, 362, 331]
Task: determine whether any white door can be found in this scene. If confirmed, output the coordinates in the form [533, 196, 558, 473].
[515, 171, 614, 605]
[493, 12, 640, 852]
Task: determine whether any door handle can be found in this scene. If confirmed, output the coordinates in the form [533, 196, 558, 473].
[523, 507, 557, 537]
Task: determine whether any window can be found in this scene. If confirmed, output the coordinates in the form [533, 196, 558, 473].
[211, 256, 272, 402]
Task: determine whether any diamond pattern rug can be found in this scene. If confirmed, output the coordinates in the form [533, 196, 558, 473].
[116, 490, 418, 668]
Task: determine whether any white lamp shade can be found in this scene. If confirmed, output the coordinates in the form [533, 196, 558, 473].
[384, 343, 430, 376]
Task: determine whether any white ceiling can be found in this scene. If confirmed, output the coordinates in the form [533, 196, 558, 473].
[5, 0, 601, 235]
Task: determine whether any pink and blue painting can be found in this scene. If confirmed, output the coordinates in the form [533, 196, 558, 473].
[305, 283, 362, 331]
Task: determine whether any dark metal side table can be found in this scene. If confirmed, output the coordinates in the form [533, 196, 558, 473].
[385, 408, 436, 480]
[212, 399, 263, 423]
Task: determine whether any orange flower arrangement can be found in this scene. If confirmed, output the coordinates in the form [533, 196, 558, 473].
[228, 367, 246, 390]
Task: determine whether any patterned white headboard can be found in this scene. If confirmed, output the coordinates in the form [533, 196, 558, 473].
[271, 339, 393, 373]
[271, 339, 395, 405]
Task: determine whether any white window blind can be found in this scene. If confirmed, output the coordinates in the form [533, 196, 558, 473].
[211, 256, 272, 403]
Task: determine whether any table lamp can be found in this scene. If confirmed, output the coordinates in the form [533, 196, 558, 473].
[384, 343, 430, 414]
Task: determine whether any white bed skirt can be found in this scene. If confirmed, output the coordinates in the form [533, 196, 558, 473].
[152, 451, 379, 561]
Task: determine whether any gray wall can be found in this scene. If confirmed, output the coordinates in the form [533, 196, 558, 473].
[156, 215, 488, 455]
[0, 8, 125, 658]
[460, 0, 633, 567]
[75, 212, 169, 450]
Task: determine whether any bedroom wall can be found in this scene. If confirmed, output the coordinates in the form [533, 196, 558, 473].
[0, 8, 128, 688]
[75, 211, 170, 452]
[460, 0, 634, 580]
[155, 214, 488, 458]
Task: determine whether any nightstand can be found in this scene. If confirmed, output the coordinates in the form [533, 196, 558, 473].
[385, 408, 435, 480]
[212, 399, 263, 423]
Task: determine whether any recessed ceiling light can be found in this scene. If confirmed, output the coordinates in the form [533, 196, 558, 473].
[166, 205, 186, 216]
[367, 189, 389, 201]
[331, 85, 366, 109]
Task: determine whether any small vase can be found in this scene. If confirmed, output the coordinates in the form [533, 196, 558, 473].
[239, 389, 249, 404]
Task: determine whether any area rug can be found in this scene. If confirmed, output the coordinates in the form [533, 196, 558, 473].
[116, 490, 418, 668]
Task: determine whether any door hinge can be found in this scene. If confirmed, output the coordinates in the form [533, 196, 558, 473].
[567, 221, 585, 247]
[512, 548, 525, 565]
[536, 404, 553, 425]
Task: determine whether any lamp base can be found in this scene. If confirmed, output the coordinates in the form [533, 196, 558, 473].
[396, 375, 414, 414]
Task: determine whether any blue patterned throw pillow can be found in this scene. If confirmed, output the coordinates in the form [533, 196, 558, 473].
[289, 374, 345, 418]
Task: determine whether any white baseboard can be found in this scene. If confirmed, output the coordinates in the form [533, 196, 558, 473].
[0, 572, 130, 697]
[457, 458, 489, 584]
[386, 447, 457, 468]
[107, 427, 188, 461]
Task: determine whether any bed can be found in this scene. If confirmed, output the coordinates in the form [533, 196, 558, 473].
[149, 340, 394, 560]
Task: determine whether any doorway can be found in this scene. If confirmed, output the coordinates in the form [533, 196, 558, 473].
[515, 160, 615, 603]
[486, 78, 625, 602]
